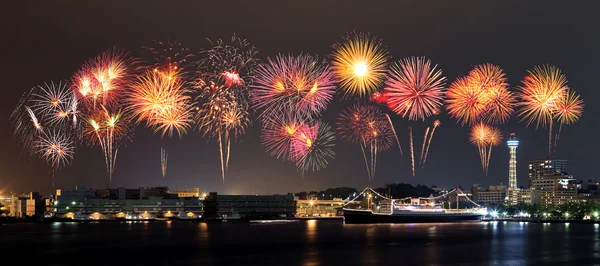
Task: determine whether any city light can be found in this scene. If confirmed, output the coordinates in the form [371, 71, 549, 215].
[490, 211, 498, 217]
[565, 212, 570, 218]
[594, 212, 599, 218]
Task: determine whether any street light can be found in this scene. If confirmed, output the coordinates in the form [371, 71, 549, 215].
[565, 212, 570, 219]
[594, 212, 599, 218]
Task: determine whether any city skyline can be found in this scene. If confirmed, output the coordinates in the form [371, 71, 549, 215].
[1, 1, 596, 195]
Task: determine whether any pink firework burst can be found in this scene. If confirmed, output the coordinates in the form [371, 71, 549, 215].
[384, 57, 447, 121]
[250, 54, 336, 121]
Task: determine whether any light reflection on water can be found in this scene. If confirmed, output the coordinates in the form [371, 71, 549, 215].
[302, 220, 319, 266]
[5, 220, 600, 265]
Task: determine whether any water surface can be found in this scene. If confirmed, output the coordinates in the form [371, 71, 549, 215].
[1, 220, 599, 265]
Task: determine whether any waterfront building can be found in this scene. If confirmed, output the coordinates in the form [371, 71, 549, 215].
[296, 198, 344, 217]
[471, 185, 507, 205]
[53, 186, 203, 219]
[531, 173, 577, 191]
[169, 187, 200, 198]
[204, 193, 296, 219]
[507, 189, 534, 205]
[528, 159, 568, 187]
[9, 194, 28, 217]
[534, 189, 577, 207]
[507, 133, 519, 189]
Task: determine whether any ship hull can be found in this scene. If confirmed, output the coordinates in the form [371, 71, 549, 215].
[343, 209, 483, 224]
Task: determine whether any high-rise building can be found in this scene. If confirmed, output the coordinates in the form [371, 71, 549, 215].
[528, 159, 568, 187]
[507, 133, 519, 189]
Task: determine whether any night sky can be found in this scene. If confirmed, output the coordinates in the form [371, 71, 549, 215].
[1, 0, 598, 195]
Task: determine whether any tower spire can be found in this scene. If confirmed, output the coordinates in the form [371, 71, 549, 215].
[507, 133, 519, 189]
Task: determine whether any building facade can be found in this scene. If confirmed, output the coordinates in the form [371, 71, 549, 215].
[53, 186, 203, 219]
[507, 189, 534, 205]
[471, 185, 507, 205]
[528, 159, 568, 187]
[296, 198, 344, 217]
[204, 193, 296, 219]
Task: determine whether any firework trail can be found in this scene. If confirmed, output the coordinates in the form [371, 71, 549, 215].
[337, 104, 394, 180]
[408, 127, 415, 176]
[484, 127, 503, 175]
[419, 127, 430, 167]
[161, 148, 168, 178]
[384, 57, 447, 121]
[470, 123, 489, 172]
[331, 32, 389, 98]
[469, 123, 501, 174]
[385, 114, 403, 155]
[250, 54, 336, 121]
[421, 120, 440, 168]
[553, 89, 584, 151]
[196, 82, 249, 182]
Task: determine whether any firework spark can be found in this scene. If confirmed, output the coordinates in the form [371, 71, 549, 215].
[250, 54, 336, 121]
[384, 57, 447, 121]
[331, 32, 389, 97]
[142, 39, 194, 77]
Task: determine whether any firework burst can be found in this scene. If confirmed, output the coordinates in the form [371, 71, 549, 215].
[142, 39, 194, 77]
[196, 81, 250, 182]
[260, 110, 305, 160]
[290, 121, 336, 174]
[446, 64, 515, 126]
[199, 35, 258, 95]
[36, 129, 75, 170]
[469, 123, 502, 174]
[194, 35, 258, 182]
[516, 65, 577, 155]
[331, 32, 389, 97]
[72, 48, 136, 181]
[250, 54, 336, 121]
[71, 48, 136, 110]
[384, 57, 447, 121]
[128, 70, 193, 137]
[337, 104, 394, 180]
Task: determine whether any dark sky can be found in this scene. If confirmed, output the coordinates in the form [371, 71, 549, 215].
[1, 0, 598, 195]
